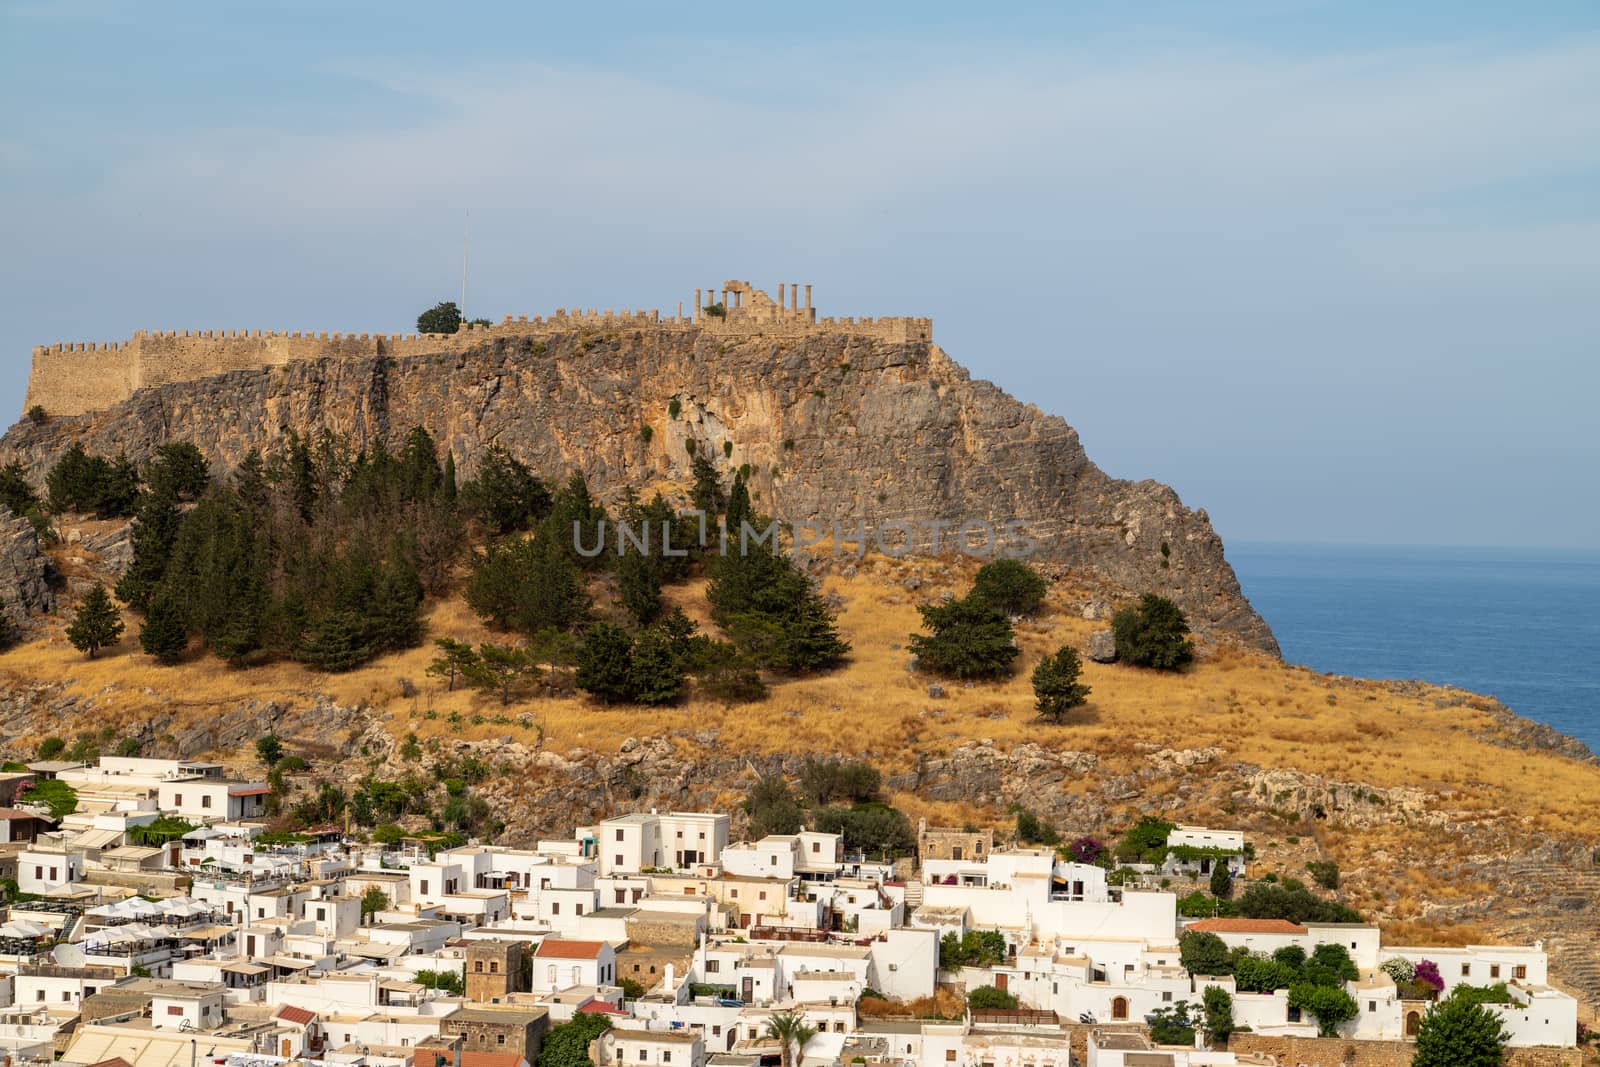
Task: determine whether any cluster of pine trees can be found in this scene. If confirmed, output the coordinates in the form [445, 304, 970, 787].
[38, 429, 852, 704]
[455, 447, 849, 706]
[108, 430, 456, 668]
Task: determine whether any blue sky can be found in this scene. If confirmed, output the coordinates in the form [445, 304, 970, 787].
[2, 1, 1596, 548]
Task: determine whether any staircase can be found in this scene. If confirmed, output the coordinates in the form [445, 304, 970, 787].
[903, 879, 924, 910]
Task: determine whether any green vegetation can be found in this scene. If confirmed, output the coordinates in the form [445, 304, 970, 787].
[939, 930, 1007, 969]
[1288, 982, 1359, 1037]
[256, 735, 285, 767]
[35, 737, 65, 760]
[67, 583, 124, 658]
[1147, 1002, 1199, 1045]
[909, 595, 1018, 679]
[360, 886, 391, 920]
[1202, 986, 1235, 1041]
[1111, 593, 1194, 670]
[1306, 859, 1341, 890]
[413, 968, 465, 995]
[416, 301, 463, 335]
[46, 444, 139, 517]
[537, 1017, 611, 1067]
[127, 815, 197, 846]
[1115, 815, 1176, 863]
[967, 985, 1019, 1011]
[1031, 645, 1090, 722]
[970, 559, 1048, 616]
[1015, 808, 1060, 846]
[1413, 993, 1511, 1067]
[18, 778, 77, 819]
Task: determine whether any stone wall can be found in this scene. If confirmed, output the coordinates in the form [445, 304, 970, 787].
[1228, 1034, 1587, 1067]
[22, 281, 933, 417]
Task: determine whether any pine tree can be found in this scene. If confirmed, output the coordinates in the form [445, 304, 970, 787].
[971, 558, 1049, 616]
[689, 453, 725, 517]
[576, 623, 636, 703]
[909, 595, 1018, 679]
[66, 583, 124, 659]
[628, 627, 685, 705]
[427, 637, 480, 692]
[617, 550, 662, 626]
[466, 643, 540, 705]
[442, 452, 458, 503]
[1111, 593, 1194, 670]
[298, 609, 373, 672]
[139, 595, 188, 664]
[116, 486, 181, 611]
[1032, 645, 1091, 722]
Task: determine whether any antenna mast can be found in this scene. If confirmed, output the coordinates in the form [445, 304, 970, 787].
[460, 210, 470, 322]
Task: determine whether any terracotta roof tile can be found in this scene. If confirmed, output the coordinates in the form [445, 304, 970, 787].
[535, 939, 606, 960]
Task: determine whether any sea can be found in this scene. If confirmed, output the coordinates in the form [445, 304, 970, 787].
[1229, 543, 1600, 754]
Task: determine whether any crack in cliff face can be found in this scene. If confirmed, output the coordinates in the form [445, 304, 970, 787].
[0, 329, 1278, 651]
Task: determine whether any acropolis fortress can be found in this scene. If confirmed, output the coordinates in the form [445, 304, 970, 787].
[23, 281, 933, 418]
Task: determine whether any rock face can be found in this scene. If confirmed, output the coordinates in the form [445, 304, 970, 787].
[0, 508, 53, 627]
[0, 330, 1277, 651]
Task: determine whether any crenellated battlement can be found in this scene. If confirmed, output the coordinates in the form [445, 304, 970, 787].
[22, 281, 932, 418]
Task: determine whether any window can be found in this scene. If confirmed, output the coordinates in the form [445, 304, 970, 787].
[712, 1027, 721, 1037]
[1369, 1001, 1377, 1012]
[552, 902, 560, 914]
[1462, 963, 1471, 976]
[497, 1036, 506, 1046]
[1515, 965, 1527, 980]
[812, 842, 820, 852]
[638, 1051, 648, 1062]
[759, 892, 767, 901]
[34, 992, 43, 1002]
[615, 855, 624, 867]
[167, 1005, 185, 1015]
[707, 960, 720, 973]
[174, 794, 183, 805]
[577, 903, 585, 915]
[421, 880, 429, 895]
[490, 961, 499, 974]
[945, 1052, 957, 1062]
[475, 961, 485, 973]
[616, 828, 626, 841]
[1162, 992, 1172, 1003]
[1490, 965, 1501, 979]
[202, 795, 213, 808]
[316, 907, 325, 921]
[616, 890, 627, 904]
[663, 1054, 671, 1064]
[33, 866, 40, 879]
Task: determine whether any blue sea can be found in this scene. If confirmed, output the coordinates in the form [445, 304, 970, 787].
[1229, 543, 1600, 753]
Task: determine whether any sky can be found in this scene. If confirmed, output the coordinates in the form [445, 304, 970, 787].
[1, 1, 1596, 549]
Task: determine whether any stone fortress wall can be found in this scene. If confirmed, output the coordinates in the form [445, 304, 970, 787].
[23, 280, 934, 418]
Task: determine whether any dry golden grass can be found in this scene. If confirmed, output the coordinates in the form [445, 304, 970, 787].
[7, 551, 1600, 849]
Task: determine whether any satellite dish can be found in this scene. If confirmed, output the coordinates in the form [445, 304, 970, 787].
[52, 942, 87, 968]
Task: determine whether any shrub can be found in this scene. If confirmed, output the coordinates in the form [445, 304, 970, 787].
[35, 737, 65, 760]
[1014, 808, 1059, 846]
[1147, 1002, 1199, 1045]
[970, 559, 1048, 615]
[668, 399, 682, 419]
[967, 986, 1018, 1011]
[909, 595, 1018, 679]
[1110, 593, 1194, 670]
[1203, 986, 1235, 1041]
[1288, 982, 1359, 1036]
[1306, 859, 1340, 890]
[26, 405, 46, 425]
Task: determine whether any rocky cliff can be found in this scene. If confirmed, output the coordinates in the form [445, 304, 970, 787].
[0, 329, 1276, 651]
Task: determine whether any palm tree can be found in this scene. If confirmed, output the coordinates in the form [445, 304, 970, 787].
[762, 1012, 817, 1067]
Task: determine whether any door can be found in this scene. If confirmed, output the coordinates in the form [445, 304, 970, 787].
[1111, 997, 1128, 1021]
[741, 977, 753, 1002]
[995, 973, 1008, 993]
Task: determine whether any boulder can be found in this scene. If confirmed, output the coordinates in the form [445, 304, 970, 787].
[1087, 629, 1117, 663]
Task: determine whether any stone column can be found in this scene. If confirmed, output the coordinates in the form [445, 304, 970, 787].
[805, 284, 812, 310]
[694, 289, 701, 323]
[778, 283, 785, 313]
[791, 284, 799, 311]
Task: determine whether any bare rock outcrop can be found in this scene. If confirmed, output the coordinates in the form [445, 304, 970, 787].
[0, 507, 53, 628]
[0, 330, 1276, 651]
